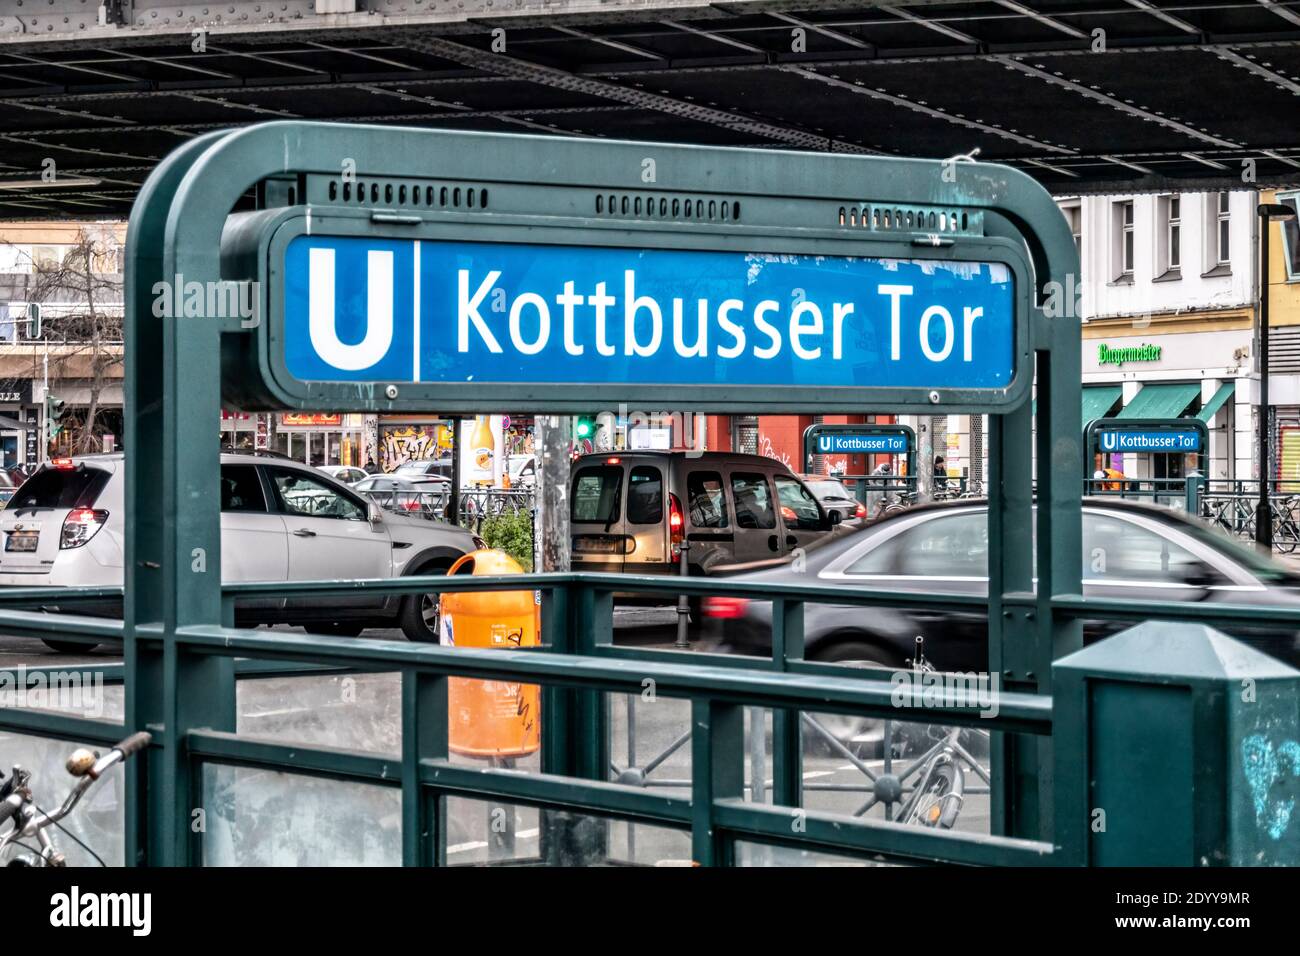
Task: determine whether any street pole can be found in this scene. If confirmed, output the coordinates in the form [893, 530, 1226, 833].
[41, 349, 48, 465]
[448, 416, 461, 526]
[536, 415, 571, 573]
[1253, 205, 1294, 548]
[917, 417, 934, 501]
[1257, 210, 1272, 550]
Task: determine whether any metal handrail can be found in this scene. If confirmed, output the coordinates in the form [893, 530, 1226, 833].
[2, 568, 1296, 866]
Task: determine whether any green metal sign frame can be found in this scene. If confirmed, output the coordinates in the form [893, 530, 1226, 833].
[801, 422, 916, 478]
[1084, 416, 1209, 475]
[215, 126, 1035, 416]
[113, 120, 1082, 866]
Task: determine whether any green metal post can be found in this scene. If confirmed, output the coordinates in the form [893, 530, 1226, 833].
[690, 698, 745, 866]
[770, 598, 805, 807]
[402, 671, 449, 866]
[1055, 622, 1300, 865]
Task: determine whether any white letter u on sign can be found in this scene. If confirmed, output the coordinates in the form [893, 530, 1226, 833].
[309, 247, 394, 370]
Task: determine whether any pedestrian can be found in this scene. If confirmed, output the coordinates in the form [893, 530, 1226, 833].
[868, 460, 892, 516]
[933, 456, 948, 493]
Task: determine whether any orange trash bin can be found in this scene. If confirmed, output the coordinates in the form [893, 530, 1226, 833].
[439, 549, 541, 758]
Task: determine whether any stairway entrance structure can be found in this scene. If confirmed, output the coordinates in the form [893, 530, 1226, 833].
[1, 121, 1295, 866]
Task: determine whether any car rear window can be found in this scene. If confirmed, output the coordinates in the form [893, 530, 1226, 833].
[808, 480, 850, 499]
[627, 466, 663, 524]
[8, 465, 110, 511]
[571, 466, 622, 523]
[220, 465, 266, 513]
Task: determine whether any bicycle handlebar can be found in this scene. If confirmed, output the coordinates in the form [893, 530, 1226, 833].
[113, 732, 152, 760]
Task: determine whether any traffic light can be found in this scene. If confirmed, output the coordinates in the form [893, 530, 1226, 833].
[575, 415, 596, 440]
[44, 392, 65, 442]
[24, 303, 40, 340]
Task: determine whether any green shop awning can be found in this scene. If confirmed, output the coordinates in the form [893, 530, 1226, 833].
[1196, 381, 1235, 423]
[1080, 385, 1122, 429]
[1116, 382, 1201, 421]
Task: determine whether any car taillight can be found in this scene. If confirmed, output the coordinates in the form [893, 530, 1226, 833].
[702, 596, 750, 620]
[668, 493, 684, 561]
[61, 508, 109, 549]
[854, 503, 867, 519]
[51, 457, 74, 470]
[403, 499, 420, 511]
[780, 505, 797, 522]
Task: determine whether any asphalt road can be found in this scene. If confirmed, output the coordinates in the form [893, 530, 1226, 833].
[0, 605, 992, 866]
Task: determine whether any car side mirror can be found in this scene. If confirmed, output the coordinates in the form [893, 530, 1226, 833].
[829, 510, 842, 526]
[1180, 565, 1220, 589]
[367, 501, 384, 525]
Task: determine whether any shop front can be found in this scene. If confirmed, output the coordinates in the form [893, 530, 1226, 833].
[0, 380, 35, 468]
[273, 412, 365, 467]
[1081, 316, 1251, 481]
[219, 410, 267, 452]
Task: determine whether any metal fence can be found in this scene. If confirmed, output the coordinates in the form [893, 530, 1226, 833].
[0, 570, 1293, 866]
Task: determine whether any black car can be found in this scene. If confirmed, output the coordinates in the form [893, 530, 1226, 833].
[704, 498, 1300, 673]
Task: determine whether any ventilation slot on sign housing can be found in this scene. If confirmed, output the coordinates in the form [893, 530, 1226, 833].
[594, 191, 741, 224]
[317, 175, 489, 212]
[836, 203, 979, 236]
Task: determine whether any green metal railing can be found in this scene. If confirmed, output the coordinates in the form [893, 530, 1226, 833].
[1, 570, 1295, 866]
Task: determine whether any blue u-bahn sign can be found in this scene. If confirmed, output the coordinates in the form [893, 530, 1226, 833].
[227, 200, 1034, 413]
[1084, 417, 1208, 472]
[1097, 429, 1200, 453]
[802, 422, 916, 474]
[814, 432, 910, 454]
[284, 236, 1013, 389]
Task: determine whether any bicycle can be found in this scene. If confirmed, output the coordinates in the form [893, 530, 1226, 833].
[885, 638, 989, 830]
[0, 732, 151, 867]
[1271, 496, 1300, 554]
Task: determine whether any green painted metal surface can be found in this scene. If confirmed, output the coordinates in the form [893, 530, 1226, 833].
[1054, 622, 1300, 866]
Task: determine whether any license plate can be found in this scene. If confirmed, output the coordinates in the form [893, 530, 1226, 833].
[573, 535, 625, 554]
[5, 530, 38, 552]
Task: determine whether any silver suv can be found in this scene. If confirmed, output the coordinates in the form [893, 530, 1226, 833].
[0, 452, 482, 649]
[569, 451, 838, 579]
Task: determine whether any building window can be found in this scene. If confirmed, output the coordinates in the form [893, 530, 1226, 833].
[1279, 193, 1300, 281]
[1112, 200, 1134, 281]
[1060, 202, 1081, 258]
[1155, 195, 1181, 279]
[30, 245, 66, 272]
[1168, 196, 1181, 270]
[1202, 192, 1233, 274]
[1217, 192, 1231, 265]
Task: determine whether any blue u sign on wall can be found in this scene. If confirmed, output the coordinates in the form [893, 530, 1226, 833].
[815, 433, 910, 454]
[1098, 430, 1201, 453]
[281, 236, 1015, 391]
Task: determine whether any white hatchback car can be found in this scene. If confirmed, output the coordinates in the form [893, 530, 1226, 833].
[0, 453, 483, 650]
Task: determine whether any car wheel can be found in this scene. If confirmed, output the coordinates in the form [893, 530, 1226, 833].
[41, 638, 99, 654]
[310, 623, 365, 638]
[806, 640, 901, 756]
[399, 561, 452, 642]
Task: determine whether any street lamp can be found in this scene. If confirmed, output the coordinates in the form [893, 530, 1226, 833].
[1256, 201, 1298, 550]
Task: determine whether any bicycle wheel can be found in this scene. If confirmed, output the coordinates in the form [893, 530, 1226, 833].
[902, 759, 965, 829]
[1278, 517, 1300, 554]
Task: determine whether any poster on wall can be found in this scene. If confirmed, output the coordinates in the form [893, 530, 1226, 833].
[460, 415, 506, 487]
